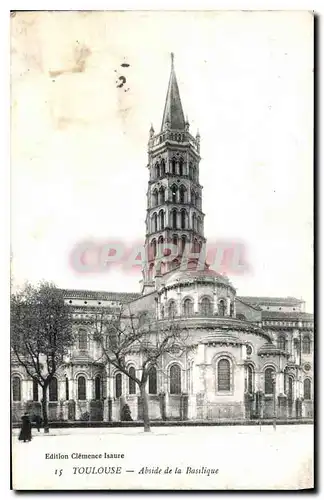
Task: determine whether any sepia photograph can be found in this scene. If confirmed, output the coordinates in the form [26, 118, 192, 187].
[10, 10, 314, 490]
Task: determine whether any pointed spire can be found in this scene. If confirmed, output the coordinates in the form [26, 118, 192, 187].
[161, 53, 186, 131]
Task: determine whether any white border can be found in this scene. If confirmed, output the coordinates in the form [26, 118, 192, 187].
[2, 2, 320, 498]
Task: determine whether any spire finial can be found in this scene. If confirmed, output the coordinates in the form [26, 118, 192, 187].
[171, 52, 174, 69]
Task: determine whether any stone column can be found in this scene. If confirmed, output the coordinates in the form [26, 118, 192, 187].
[226, 297, 231, 316]
[193, 280, 199, 313]
[58, 379, 65, 400]
[87, 378, 93, 401]
[234, 362, 246, 400]
[195, 357, 208, 419]
[69, 378, 75, 401]
[165, 208, 169, 227]
[213, 289, 218, 315]
[177, 212, 181, 229]
[177, 286, 182, 316]
[25, 380, 32, 401]
[278, 371, 285, 395]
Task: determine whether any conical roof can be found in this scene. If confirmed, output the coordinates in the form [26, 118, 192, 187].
[161, 53, 186, 131]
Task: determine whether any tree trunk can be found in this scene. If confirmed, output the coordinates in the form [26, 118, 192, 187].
[42, 386, 49, 433]
[140, 384, 150, 432]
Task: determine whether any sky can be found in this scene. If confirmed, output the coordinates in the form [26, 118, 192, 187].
[10, 11, 314, 311]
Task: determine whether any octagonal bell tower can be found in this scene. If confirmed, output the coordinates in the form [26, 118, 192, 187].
[142, 54, 205, 294]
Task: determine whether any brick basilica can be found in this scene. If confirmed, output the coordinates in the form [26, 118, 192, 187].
[12, 55, 314, 423]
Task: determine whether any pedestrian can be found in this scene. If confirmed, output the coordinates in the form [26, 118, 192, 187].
[18, 412, 32, 442]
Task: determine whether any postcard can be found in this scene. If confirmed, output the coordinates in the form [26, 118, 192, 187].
[10, 10, 314, 490]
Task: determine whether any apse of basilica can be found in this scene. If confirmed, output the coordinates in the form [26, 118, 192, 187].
[12, 55, 314, 423]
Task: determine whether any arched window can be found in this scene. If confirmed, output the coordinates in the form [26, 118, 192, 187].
[79, 330, 87, 350]
[179, 158, 184, 176]
[148, 262, 154, 280]
[218, 300, 226, 317]
[159, 210, 165, 230]
[230, 302, 234, 317]
[49, 377, 58, 401]
[171, 185, 177, 203]
[150, 239, 157, 260]
[264, 367, 275, 395]
[155, 162, 160, 178]
[192, 166, 197, 181]
[201, 297, 212, 316]
[158, 186, 165, 205]
[148, 366, 157, 394]
[179, 185, 186, 203]
[158, 236, 164, 256]
[161, 158, 165, 176]
[138, 312, 147, 328]
[168, 300, 177, 318]
[152, 190, 158, 207]
[170, 364, 181, 394]
[65, 377, 69, 400]
[217, 359, 231, 392]
[171, 158, 176, 175]
[172, 234, 178, 251]
[181, 235, 187, 254]
[181, 210, 186, 229]
[115, 373, 122, 398]
[192, 212, 196, 231]
[304, 379, 311, 400]
[302, 336, 311, 354]
[286, 375, 293, 400]
[152, 213, 158, 233]
[237, 313, 246, 321]
[12, 376, 21, 402]
[278, 336, 286, 351]
[161, 306, 165, 319]
[129, 367, 136, 395]
[245, 365, 254, 394]
[172, 209, 177, 229]
[191, 190, 196, 206]
[95, 376, 101, 400]
[189, 163, 193, 180]
[197, 217, 202, 233]
[33, 378, 38, 402]
[78, 376, 86, 400]
[246, 344, 253, 356]
[183, 298, 193, 317]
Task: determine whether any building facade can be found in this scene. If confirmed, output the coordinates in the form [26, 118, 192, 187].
[11, 55, 314, 423]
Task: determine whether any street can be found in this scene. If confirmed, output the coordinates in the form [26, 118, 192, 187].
[12, 424, 313, 490]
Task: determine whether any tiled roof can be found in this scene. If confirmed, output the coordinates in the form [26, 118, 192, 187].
[258, 342, 287, 356]
[59, 289, 141, 303]
[238, 296, 304, 306]
[235, 298, 262, 311]
[262, 311, 314, 321]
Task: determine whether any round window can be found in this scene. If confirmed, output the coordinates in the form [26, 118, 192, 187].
[246, 345, 252, 356]
[304, 363, 311, 372]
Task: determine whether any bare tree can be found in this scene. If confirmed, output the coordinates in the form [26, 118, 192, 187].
[92, 306, 194, 432]
[11, 282, 74, 432]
